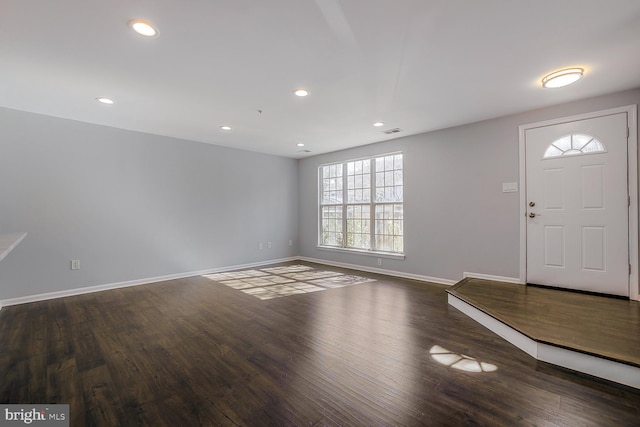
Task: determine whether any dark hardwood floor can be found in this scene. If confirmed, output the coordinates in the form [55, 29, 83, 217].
[1, 262, 639, 426]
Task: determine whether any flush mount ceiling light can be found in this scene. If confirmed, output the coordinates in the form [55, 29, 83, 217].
[293, 89, 309, 97]
[220, 125, 232, 131]
[541, 68, 584, 88]
[373, 122, 384, 127]
[128, 19, 158, 37]
[296, 143, 305, 147]
[96, 97, 115, 104]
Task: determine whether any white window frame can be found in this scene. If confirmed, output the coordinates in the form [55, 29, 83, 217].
[318, 152, 405, 258]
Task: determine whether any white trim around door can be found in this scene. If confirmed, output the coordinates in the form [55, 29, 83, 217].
[519, 105, 639, 301]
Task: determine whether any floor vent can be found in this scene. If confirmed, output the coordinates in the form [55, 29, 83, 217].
[382, 128, 402, 135]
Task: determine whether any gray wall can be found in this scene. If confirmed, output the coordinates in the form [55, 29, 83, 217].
[0, 107, 298, 300]
[2, 88, 638, 300]
[298, 88, 640, 282]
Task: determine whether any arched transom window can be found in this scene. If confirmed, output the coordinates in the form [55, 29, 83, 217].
[543, 134, 606, 159]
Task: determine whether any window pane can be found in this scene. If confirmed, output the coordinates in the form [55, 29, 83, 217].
[347, 159, 371, 203]
[394, 154, 402, 169]
[385, 156, 393, 170]
[394, 221, 402, 235]
[321, 165, 344, 203]
[383, 235, 393, 252]
[394, 236, 403, 252]
[583, 140, 605, 153]
[374, 203, 403, 253]
[394, 186, 403, 202]
[375, 154, 403, 203]
[385, 188, 393, 201]
[346, 205, 371, 250]
[385, 171, 393, 186]
[394, 204, 403, 220]
[572, 134, 593, 150]
[554, 136, 571, 151]
[321, 206, 343, 246]
[544, 145, 563, 158]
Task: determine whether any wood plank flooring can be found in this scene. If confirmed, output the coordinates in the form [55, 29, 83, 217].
[447, 277, 640, 367]
[1, 262, 639, 426]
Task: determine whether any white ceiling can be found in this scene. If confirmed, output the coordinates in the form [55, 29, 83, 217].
[2, 0, 640, 158]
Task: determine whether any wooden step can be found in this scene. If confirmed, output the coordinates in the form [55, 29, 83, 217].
[447, 277, 640, 388]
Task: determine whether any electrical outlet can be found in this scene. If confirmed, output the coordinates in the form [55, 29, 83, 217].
[259, 242, 263, 250]
[289, 240, 293, 246]
[377, 258, 382, 266]
[71, 259, 80, 270]
[268, 241, 272, 249]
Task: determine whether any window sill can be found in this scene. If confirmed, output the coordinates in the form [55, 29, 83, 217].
[316, 245, 405, 260]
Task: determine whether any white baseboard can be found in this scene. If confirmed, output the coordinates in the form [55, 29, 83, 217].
[0, 256, 458, 309]
[463, 272, 522, 284]
[448, 293, 640, 389]
[298, 256, 458, 286]
[0, 257, 297, 309]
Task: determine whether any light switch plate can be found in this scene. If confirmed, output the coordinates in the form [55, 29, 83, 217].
[502, 182, 518, 193]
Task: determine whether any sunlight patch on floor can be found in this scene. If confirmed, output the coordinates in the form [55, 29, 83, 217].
[202, 265, 376, 300]
[429, 345, 498, 373]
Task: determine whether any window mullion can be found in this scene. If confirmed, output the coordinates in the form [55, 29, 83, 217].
[370, 158, 376, 251]
[342, 162, 348, 248]
[319, 167, 323, 246]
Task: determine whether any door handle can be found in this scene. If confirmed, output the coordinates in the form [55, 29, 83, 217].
[529, 212, 540, 218]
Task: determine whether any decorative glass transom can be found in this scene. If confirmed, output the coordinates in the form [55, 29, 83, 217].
[543, 134, 606, 159]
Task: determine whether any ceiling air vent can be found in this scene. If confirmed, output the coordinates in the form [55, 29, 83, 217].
[298, 149, 311, 153]
[382, 128, 402, 135]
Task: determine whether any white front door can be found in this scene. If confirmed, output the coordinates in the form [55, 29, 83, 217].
[525, 112, 629, 296]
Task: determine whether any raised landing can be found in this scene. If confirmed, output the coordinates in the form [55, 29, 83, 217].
[447, 277, 640, 389]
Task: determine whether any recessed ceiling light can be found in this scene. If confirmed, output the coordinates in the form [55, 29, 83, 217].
[297, 143, 305, 147]
[541, 68, 584, 88]
[373, 122, 384, 127]
[128, 19, 158, 37]
[220, 125, 232, 131]
[293, 89, 309, 97]
[96, 97, 115, 104]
